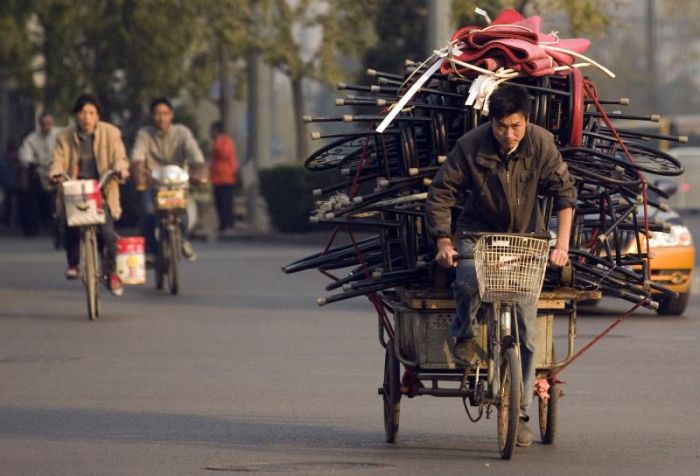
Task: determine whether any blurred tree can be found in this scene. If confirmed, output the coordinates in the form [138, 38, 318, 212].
[0, 0, 242, 139]
[2, 0, 378, 162]
[0, 1, 35, 92]
[355, 0, 612, 87]
[451, 0, 613, 37]
[194, 0, 253, 134]
[259, 0, 378, 162]
[358, 0, 429, 78]
[117, 0, 213, 134]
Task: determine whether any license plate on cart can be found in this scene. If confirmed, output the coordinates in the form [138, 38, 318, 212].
[428, 315, 451, 331]
[156, 189, 187, 209]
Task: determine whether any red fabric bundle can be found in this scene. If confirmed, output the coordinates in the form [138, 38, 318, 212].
[441, 9, 590, 77]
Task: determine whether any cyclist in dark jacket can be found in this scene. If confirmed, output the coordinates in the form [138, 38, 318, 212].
[425, 84, 576, 447]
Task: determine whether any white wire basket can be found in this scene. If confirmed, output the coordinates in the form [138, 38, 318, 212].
[473, 234, 550, 304]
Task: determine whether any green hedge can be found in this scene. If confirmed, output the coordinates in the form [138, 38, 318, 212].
[259, 164, 334, 232]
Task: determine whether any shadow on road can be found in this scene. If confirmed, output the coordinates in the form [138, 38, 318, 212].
[0, 406, 499, 461]
[0, 311, 90, 323]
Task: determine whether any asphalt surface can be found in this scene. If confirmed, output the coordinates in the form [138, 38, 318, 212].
[1, 233, 699, 475]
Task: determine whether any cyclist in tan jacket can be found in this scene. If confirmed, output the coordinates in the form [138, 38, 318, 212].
[50, 94, 129, 295]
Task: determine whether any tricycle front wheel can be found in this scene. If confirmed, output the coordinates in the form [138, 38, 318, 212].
[497, 347, 521, 460]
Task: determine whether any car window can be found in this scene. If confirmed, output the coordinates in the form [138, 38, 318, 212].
[667, 148, 700, 211]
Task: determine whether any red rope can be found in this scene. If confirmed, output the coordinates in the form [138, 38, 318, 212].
[349, 136, 372, 198]
[314, 136, 395, 340]
[549, 301, 643, 382]
[582, 81, 652, 281]
[546, 80, 652, 383]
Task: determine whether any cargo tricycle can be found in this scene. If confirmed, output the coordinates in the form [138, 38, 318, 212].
[378, 232, 600, 459]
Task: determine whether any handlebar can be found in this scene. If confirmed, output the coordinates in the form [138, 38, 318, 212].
[98, 169, 119, 188]
[51, 172, 71, 183]
[458, 231, 553, 241]
[52, 169, 121, 189]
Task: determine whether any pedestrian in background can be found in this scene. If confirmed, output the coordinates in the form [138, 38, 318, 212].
[19, 112, 61, 235]
[0, 140, 21, 228]
[209, 121, 238, 233]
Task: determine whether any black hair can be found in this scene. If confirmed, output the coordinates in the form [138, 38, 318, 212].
[488, 84, 531, 121]
[210, 121, 224, 134]
[150, 97, 173, 112]
[72, 93, 102, 115]
[38, 111, 53, 120]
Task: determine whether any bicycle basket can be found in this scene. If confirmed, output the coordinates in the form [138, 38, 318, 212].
[155, 187, 188, 210]
[62, 179, 106, 226]
[473, 234, 549, 304]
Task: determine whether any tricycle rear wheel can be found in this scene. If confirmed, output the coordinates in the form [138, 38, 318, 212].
[538, 382, 559, 444]
[382, 344, 401, 443]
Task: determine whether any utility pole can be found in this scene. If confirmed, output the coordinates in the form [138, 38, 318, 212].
[245, 52, 272, 232]
[646, 0, 658, 112]
[245, 5, 272, 232]
[427, 0, 452, 55]
[217, 40, 234, 136]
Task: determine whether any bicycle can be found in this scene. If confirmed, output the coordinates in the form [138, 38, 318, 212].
[467, 232, 551, 458]
[382, 232, 554, 460]
[50, 204, 64, 250]
[151, 165, 190, 295]
[59, 170, 117, 320]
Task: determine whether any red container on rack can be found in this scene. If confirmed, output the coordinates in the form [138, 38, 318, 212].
[116, 236, 146, 285]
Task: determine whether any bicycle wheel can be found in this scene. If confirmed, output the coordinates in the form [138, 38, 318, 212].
[581, 132, 684, 176]
[51, 214, 64, 250]
[167, 225, 179, 295]
[381, 344, 401, 443]
[497, 346, 522, 460]
[155, 224, 166, 290]
[562, 148, 643, 186]
[538, 380, 559, 444]
[305, 136, 375, 171]
[83, 227, 99, 321]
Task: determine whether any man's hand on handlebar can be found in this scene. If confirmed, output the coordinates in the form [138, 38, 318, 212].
[549, 247, 569, 267]
[50, 169, 129, 185]
[435, 237, 458, 268]
[50, 173, 68, 184]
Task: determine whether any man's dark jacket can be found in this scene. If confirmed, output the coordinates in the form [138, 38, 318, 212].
[425, 122, 576, 239]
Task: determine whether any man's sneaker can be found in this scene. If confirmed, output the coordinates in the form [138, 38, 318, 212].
[65, 266, 80, 280]
[181, 240, 197, 261]
[517, 416, 534, 447]
[109, 273, 124, 297]
[453, 337, 477, 364]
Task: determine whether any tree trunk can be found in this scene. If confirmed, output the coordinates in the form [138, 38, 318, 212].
[514, 0, 531, 14]
[217, 40, 233, 135]
[290, 75, 308, 163]
[245, 51, 271, 232]
[41, 20, 59, 114]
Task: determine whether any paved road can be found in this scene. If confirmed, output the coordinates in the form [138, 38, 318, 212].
[0, 234, 699, 475]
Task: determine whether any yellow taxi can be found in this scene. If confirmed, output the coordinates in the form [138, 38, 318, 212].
[628, 181, 695, 315]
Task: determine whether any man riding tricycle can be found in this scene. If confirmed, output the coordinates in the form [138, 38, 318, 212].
[424, 84, 575, 453]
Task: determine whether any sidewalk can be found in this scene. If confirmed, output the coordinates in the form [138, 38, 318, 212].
[0, 223, 344, 248]
[203, 227, 336, 246]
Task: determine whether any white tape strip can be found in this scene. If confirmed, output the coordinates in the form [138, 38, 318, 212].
[375, 58, 445, 133]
